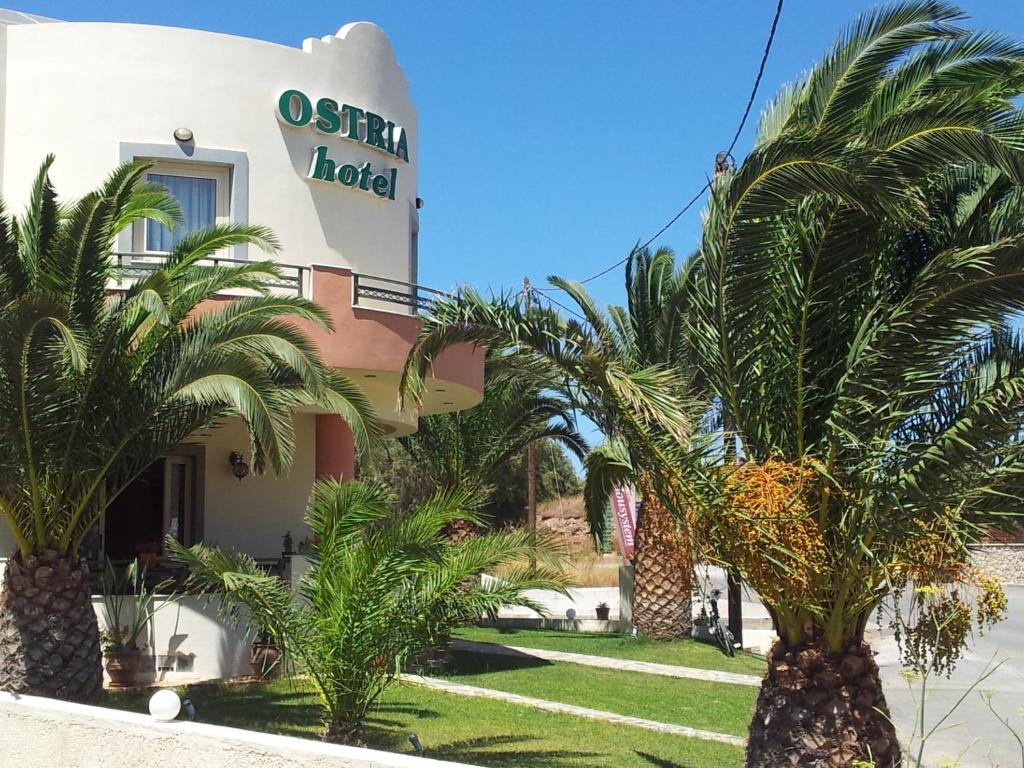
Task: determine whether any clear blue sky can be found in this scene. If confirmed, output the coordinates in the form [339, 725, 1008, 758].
[14, 1, 1024, 313]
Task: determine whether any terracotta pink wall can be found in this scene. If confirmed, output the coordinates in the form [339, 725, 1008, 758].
[303, 266, 484, 391]
[315, 415, 356, 481]
[184, 267, 483, 394]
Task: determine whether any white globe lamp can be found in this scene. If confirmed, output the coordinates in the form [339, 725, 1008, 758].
[148, 689, 182, 722]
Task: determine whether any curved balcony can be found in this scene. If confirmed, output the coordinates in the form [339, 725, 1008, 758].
[304, 265, 483, 435]
[110, 255, 484, 436]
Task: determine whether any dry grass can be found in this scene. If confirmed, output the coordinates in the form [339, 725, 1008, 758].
[490, 494, 625, 587]
[564, 550, 624, 587]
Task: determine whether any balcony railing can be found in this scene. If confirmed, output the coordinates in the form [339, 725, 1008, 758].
[352, 272, 452, 314]
[113, 253, 308, 296]
[85, 556, 287, 594]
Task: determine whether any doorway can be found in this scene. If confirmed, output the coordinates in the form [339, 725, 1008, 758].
[103, 453, 199, 560]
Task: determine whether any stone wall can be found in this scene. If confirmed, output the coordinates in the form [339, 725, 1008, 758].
[0, 692, 477, 768]
[970, 544, 1024, 585]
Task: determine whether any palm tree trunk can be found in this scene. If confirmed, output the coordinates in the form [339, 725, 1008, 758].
[0, 549, 102, 700]
[746, 639, 900, 768]
[632, 478, 692, 640]
[323, 718, 366, 747]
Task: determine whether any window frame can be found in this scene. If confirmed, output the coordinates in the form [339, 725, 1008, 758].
[133, 161, 232, 254]
[163, 454, 195, 549]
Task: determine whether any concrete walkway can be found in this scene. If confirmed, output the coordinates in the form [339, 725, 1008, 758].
[452, 639, 762, 687]
[873, 585, 1024, 768]
[400, 674, 747, 748]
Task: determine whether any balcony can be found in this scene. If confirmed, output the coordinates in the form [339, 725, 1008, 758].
[351, 272, 451, 314]
[108, 255, 485, 435]
[113, 253, 309, 296]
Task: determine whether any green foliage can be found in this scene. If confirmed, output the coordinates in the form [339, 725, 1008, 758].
[685, 1, 1024, 651]
[368, 437, 583, 526]
[170, 477, 571, 741]
[400, 247, 701, 541]
[488, 438, 583, 525]
[400, 3, 1024, 667]
[98, 558, 177, 652]
[370, 354, 585, 526]
[399, 356, 585, 496]
[0, 157, 377, 558]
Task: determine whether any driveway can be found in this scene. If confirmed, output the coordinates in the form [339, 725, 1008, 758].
[873, 585, 1024, 768]
[703, 569, 1023, 765]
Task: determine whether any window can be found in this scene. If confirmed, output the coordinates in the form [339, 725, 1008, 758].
[133, 161, 230, 253]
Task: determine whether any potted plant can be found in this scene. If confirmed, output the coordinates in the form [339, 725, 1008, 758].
[136, 541, 161, 567]
[100, 558, 176, 688]
[595, 601, 611, 621]
[250, 630, 282, 678]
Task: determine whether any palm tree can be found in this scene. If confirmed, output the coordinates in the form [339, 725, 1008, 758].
[171, 477, 570, 745]
[684, 4, 1024, 764]
[579, 248, 703, 639]
[401, 247, 702, 639]
[0, 157, 376, 700]
[394, 353, 587, 535]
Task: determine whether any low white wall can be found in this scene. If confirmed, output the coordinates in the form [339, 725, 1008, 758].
[496, 586, 620, 620]
[103, 595, 252, 682]
[0, 561, 252, 682]
[0, 693, 479, 768]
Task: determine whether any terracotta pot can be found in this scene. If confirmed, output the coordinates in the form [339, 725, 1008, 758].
[104, 647, 141, 688]
[138, 552, 159, 567]
[596, 605, 611, 621]
[250, 641, 281, 678]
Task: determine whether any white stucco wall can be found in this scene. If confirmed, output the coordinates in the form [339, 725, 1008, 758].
[0, 693, 480, 768]
[0, 19, 417, 281]
[191, 413, 317, 559]
[99, 595, 253, 682]
[495, 586, 622, 620]
[0, 519, 13, 558]
[0, 414, 316, 574]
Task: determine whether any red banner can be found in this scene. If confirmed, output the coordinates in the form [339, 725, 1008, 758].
[610, 485, 637, 560]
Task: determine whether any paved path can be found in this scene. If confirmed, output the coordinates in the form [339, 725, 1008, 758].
[401, 674, 747, 747]
[873, 585, 1024, 768]
[452, 639, 762, 687]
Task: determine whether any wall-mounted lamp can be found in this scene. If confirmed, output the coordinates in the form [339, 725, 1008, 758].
[415, 197, 425, 209]
[229, 451, 250, 481]
[173, 127, 194, 142]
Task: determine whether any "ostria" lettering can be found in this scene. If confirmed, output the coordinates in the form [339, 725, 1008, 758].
[277, 89, 409, 163]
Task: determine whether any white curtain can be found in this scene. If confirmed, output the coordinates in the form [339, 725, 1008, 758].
[147, 173, 216, 251]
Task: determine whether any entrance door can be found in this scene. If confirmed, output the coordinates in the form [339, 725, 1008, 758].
[103, 455, 196, 560]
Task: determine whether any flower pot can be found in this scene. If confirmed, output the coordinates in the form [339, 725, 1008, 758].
[104, 647, 141, 688]
[250, 641, 281, 678]
[596, 605, 611, 621]
[138, 552, 159, 567]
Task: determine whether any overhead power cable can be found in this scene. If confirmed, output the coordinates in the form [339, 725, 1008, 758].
[540, 0, 784, 291]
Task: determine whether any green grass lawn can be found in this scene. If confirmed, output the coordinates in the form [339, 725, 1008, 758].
[455, 626, 767, 676]
[105, 678, 745, 768]
[446, 649, 756, 738]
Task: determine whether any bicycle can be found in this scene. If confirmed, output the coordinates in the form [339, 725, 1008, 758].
[699, 588, 736, 657]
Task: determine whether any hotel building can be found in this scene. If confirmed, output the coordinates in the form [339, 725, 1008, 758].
[0, 9, 484, 680]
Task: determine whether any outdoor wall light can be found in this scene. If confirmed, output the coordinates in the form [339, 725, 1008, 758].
[415, 197, 424, 209]
[149, 689, 181, 721]
[173, 127, 194, 142]
[229, 451, 250, 481]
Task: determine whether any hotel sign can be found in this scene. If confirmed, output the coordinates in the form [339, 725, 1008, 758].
[276, 89, 408, 201]
[610, 485, 637, 561]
